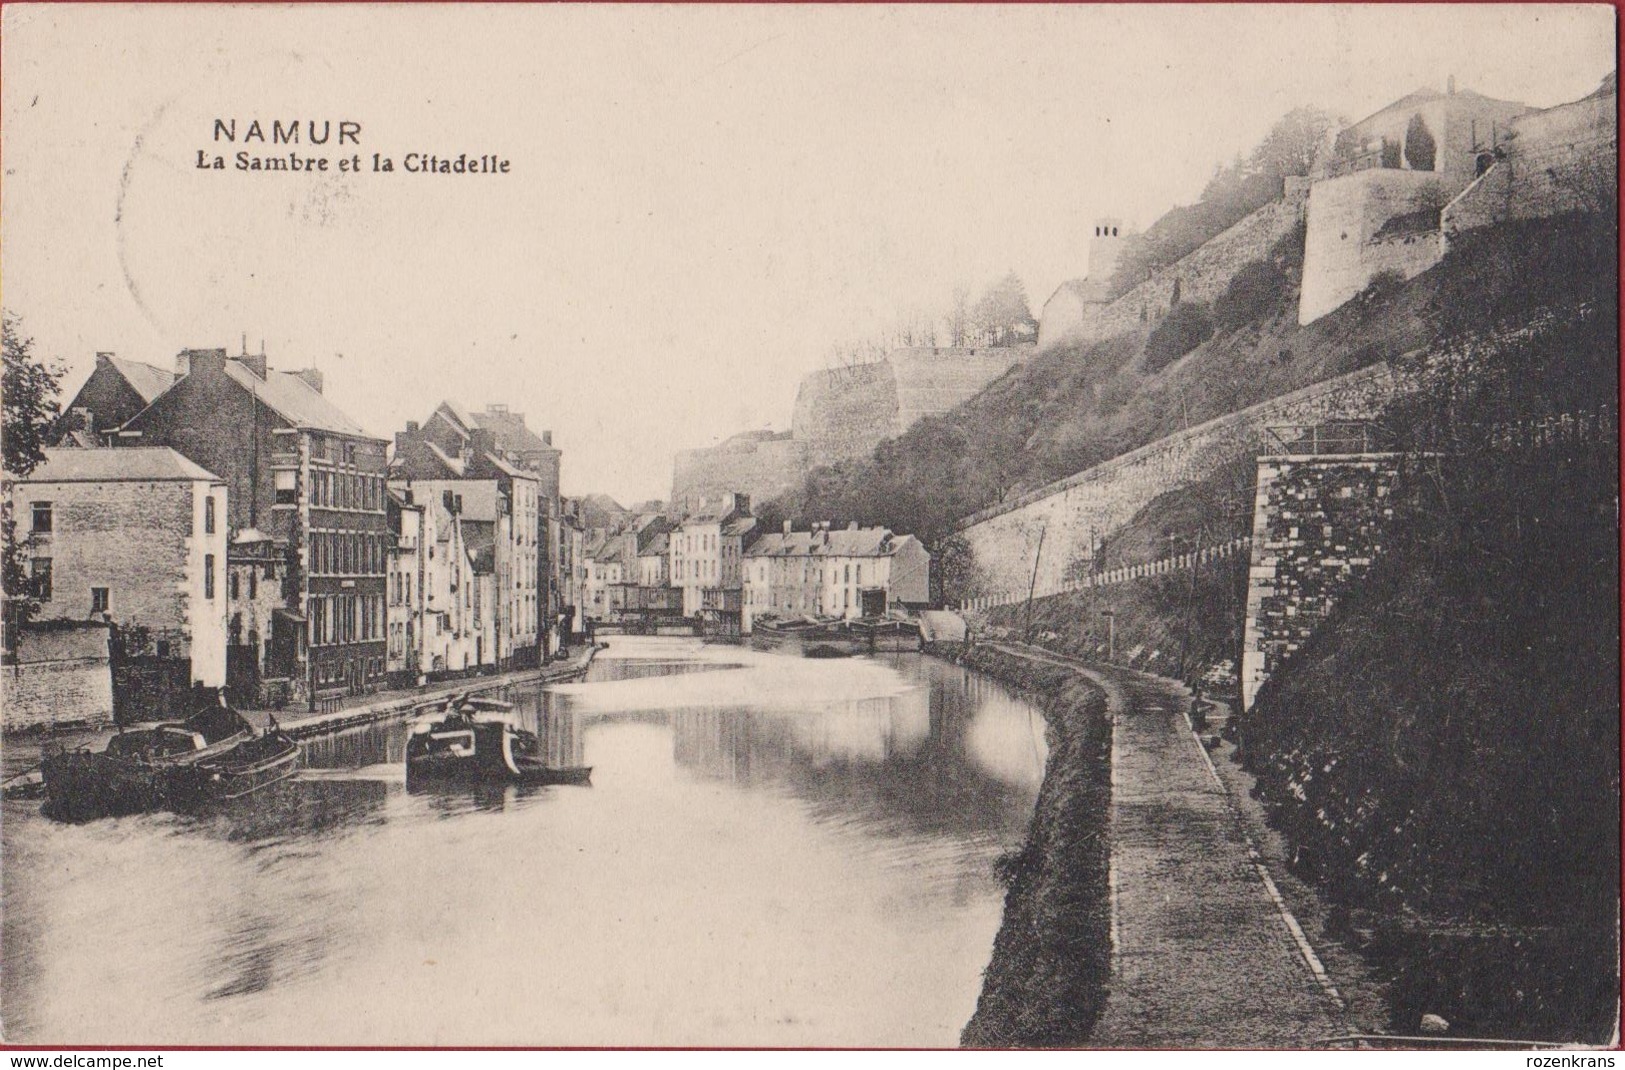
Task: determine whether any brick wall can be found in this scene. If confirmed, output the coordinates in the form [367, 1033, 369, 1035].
[954, 364, 1399, 603]
[3, 625, 114, 729]
[1239, 453, 1401, 709]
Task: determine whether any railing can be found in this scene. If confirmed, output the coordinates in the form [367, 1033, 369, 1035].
[1315, 1034, 1576, 1051]
[959, 535, 1253, 612]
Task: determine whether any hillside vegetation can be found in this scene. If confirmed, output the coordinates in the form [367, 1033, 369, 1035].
[779, 207, 1605, 562]
[978, 206, 1619, 1042]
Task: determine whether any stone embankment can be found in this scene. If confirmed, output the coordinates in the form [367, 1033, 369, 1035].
[960, 641, 1351, 1048]
[0, 648, 599, 797]
[959, 645, 1113, 1048]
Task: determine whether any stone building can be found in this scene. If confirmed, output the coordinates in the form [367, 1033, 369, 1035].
[52, 352, 177, 446]
[1038, 218, 1136, 349]
[742, 523, 932, 632]
[118, 347, 389, 705]
[226, 528, 289, 705]
[417, 485, 481, 675]
[638, 530, 671, 587]
[5, 447, 229, 699]
[670, 494, 756, 618]
[386, 489, 427, 684]
[463, 403, 562, 655]
[393, 408, 542, 669]
[582, 532, 630, 622]
[557, 498, 586, 641]
[1300, 82, 1531, 324]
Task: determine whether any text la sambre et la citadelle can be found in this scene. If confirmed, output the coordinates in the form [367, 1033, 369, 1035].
[196, 118, 511, 175]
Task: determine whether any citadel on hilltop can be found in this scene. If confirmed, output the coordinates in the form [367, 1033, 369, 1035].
[1040, 75, 1615, 347]
[671, 344, 1032, 511]
[675, 75, 1616, 526]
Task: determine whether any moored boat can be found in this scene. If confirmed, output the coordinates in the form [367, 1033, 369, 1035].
[405, 696, 592, 787]
[749, 615, 922, 657]
[40, 698, 300, 822]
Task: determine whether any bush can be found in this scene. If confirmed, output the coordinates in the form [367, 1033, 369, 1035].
[1362, 268, 1408, 302]
[1214, 260, 1289, 330]
[1143, 302, 1214, 372]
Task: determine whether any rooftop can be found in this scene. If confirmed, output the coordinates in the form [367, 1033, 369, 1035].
[105, 356, 178, 404]
[11, 446, 221, 483]
[223, 361, 373, 438]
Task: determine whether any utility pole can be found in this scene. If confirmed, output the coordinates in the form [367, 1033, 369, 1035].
[1023, 523, 1047, 644]
[1103, 609, 1115, 662]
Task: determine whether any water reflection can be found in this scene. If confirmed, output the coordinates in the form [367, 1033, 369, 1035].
[3, 638, 1048, 1047]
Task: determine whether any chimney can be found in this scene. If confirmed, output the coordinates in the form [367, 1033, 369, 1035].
[405, 420, 420, 434]
[294, 367, 324, 394]
[181, 348, 226, 377]
[95, 352, 114, 369]
[543, 430, 552, 446]
[240, 352, 268, 379]
[1447, 74, 1457, 96]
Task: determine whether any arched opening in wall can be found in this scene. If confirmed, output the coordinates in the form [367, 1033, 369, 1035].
[1404, 113, 1437, 172]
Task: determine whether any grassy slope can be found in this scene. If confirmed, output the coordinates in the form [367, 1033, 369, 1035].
[969, 212, 1619, 1041]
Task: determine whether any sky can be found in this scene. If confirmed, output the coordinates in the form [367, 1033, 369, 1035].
[1, 4, 1614, 503]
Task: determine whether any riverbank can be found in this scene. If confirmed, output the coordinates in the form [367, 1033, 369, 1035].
[0, 647, 599, 792]
[958, 641, 1352, 1047]
[959, 644, 1113, 1047]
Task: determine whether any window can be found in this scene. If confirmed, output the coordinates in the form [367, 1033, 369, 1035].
[30, 558, 51, 601]
[205, 554, 217, 599]
[275, 469, 297, 505]
[91, 587, 109, 614]
[31, 502, 52, 534]
[230, 572, 241, 601]
[249, 570, 258, 599]
[205, 495, 216, 534]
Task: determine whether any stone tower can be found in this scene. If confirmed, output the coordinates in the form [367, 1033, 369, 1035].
[1088, 217, 1128, 286]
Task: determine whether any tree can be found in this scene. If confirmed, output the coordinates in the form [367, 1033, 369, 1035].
[944, 285, 971, 347]
[4, 314, 62, 477]
[970, 272, 1038, 347]
[1403, 114, 1437, 172]
[2, 313, 63, 655]
[1143, 302, 1214, 372]
[1249, 106, 1340, 180]
[1214, 260, 1290, 330]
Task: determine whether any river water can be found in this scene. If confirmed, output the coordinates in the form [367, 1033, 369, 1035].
[2, 639, 1047, 1046]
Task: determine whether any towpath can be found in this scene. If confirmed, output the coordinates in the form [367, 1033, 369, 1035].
[987, 642, 1347, 1048]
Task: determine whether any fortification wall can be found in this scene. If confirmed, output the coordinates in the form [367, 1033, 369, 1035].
[790, 361, 900, 468]
[1443, 93, 1617, 246]
[1049, 184, 1311, 349]
[888, 347, 1027, 430]
[1239, 452, 1401, 710]
[671, 433, 808, 513]
[1298, 169, 1447, 325]
[955, 364, 1399, 602]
